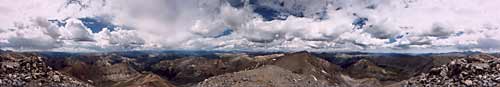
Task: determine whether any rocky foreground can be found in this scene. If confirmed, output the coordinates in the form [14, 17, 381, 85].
[1, 50, 499, 87]
[405, 53, 500, 86]
[0, 52, 92, 87]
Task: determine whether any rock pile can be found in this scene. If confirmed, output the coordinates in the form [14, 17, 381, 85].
[405, 53, 500, 86]
[0, 53, 92, 87]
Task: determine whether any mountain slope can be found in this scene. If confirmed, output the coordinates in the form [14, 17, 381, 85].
[197, 65, 330, 87]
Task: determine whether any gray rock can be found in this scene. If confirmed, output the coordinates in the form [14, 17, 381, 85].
[462, 80, 473, 86]
[405, 53, 500, 86]
[0, 53, 93, 87]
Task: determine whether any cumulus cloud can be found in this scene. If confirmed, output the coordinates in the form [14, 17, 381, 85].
[60, 18, 94, 41]
[0, 0, 500, 52]
[0, 18, 61, 50]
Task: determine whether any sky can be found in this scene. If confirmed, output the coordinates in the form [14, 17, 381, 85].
[0, 0, 500, 53]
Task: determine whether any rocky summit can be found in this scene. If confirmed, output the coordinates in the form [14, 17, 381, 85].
[0, 52, 92, 87]
[406, 53, 500, 86]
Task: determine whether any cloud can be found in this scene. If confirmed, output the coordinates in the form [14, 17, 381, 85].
[0, 0, 500, 53]
[474, 38, 500, 51]
[0, 18, 61, 50]
[60, 18, 94, 41]
[94, 28, 145, 49]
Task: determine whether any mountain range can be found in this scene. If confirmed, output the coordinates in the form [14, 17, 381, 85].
[1, 50, 499, 87]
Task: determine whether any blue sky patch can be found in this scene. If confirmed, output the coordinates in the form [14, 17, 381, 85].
[78, 17, 116, 33]
[214, 27, 234, 38]
[352, 17, 368, 29]
[48, 19, 67, 27]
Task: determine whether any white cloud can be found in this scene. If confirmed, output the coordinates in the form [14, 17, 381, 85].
[94, 28, 145, 49]
[0, 0, 500, 53]
[60, 18, 94, 41]
[0, 18, 61, 50]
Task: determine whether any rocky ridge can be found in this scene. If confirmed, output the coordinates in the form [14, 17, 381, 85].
[406, 53, 500, 86]
[0, 52, 92, 87]
[197, 65, 330, 87]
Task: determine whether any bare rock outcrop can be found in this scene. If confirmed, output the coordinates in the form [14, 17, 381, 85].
[406, 53, 500, 86]
[0, 53, 93, 87]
